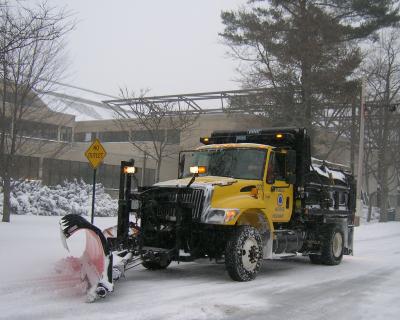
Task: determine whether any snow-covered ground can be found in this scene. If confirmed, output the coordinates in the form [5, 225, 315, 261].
[0, 215, 400, 320]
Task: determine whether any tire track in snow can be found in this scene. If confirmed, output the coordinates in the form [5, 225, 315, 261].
[232, 267, 399, 320]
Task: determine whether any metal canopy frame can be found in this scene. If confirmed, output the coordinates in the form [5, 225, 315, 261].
[102, 88, 399, 118]
[103, 88, 276, 116]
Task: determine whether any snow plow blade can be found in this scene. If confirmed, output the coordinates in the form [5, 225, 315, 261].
[59, 214, 113, 302]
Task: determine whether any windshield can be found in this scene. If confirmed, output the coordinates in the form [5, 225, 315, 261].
[180, 148, 267, 180]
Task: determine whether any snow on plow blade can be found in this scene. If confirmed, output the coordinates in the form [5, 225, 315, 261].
[59, 214, 113, 302]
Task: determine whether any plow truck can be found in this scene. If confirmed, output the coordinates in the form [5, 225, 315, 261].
[59, 127, 355, 301]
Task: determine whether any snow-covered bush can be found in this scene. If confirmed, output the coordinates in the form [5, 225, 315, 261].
[361, 205, 381, 223]
[0, 179, 117, 217]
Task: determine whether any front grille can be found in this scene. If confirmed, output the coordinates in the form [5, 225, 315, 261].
[180, 189, 204, 220]
[144, 187, 205, 221]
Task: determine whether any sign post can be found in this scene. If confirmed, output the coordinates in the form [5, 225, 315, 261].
[84, 138, 107, 224]
[91, 168, 97, 224]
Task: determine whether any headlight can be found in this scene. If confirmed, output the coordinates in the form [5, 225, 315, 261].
[189, 166, 207, 174]
[203, 208, 240, 224]
[123, 166, 136, 174]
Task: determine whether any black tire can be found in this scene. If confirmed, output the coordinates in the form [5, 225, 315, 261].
[142, 258, 171, 270]
[319, 224, 344, 265]
[225, 225, 263, 281]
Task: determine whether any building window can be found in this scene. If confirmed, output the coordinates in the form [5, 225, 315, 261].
[18, 120, 58, 140]
[74, 132, 96, 142]
[74, 132, 85, 142]
[131, 130, 160, 142]
[131, 129, 181, 143]
[166, 129, 180, 144]
[60, 126, 72, 142]
[0, 118, 11, 133]
[73, 129, 180, 144]
[98, 131, 129, 142]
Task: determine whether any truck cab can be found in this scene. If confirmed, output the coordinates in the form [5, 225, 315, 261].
[176, 143, 295, 226]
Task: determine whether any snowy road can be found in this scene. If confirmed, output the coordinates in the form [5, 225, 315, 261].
[1, 216, 400, 320]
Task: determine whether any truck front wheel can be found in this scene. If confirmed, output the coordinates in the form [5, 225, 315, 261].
[225, 226, 263, 281]
[316, 224, 344, 265]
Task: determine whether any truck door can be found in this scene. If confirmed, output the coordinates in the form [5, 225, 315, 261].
[264, 151, 294, 222]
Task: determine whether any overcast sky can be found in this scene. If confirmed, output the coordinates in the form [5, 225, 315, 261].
[51, 0, 246, 97]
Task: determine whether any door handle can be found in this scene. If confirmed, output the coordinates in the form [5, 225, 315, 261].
[271, 185, 290, 192]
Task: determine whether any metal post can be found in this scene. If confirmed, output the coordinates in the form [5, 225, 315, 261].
[91, 168, 97, 224]
[141, 152, 147, 186]
[355, 79, 366, 226]
[117, 160, 133, 241]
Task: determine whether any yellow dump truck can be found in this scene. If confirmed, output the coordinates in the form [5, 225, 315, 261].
[60, 127, 355, 301]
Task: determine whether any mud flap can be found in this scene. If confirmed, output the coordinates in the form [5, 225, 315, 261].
[345, 225, 354, 255]
[60, 214, 113, 301]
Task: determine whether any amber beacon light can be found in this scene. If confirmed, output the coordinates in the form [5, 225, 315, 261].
[200, 137, 210, 144]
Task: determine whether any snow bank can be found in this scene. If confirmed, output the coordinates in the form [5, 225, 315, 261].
[0, 179, 117, 217]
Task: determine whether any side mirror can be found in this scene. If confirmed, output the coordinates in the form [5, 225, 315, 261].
[285, 150, 296, 184]
[266, 153, 275, 184]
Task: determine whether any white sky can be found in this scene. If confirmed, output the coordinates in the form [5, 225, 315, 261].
[51, 0, 246, 97]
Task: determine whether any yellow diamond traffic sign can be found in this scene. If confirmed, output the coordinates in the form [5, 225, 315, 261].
[84, 138, 107, 169]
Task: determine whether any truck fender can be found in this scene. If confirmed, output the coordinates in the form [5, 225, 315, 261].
[235, 210, 274, 259]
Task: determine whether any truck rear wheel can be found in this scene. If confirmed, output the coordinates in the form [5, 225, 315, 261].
[225, 225, 263, 281]
[318, 224, 344, 265]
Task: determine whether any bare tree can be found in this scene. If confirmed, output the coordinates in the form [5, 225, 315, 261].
[363, 29, 400, 222]
[0, 1, 74, 222]
[110, 89, 199, 183]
